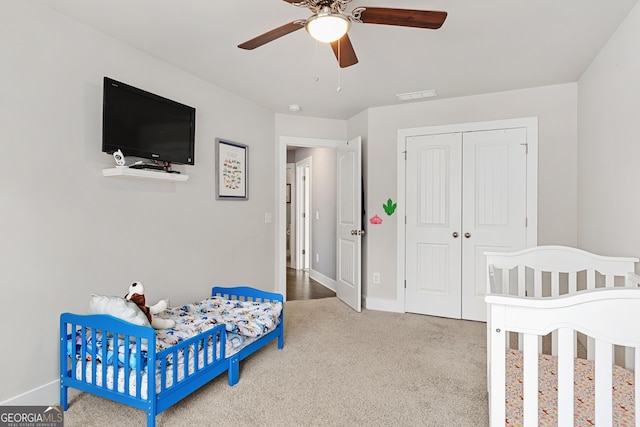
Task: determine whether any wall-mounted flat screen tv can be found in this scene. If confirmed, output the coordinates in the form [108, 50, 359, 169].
[102, 77, 196, 165]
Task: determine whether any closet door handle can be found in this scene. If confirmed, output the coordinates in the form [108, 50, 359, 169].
[464, 232, 471, 238]
[452, 232, 459, 238]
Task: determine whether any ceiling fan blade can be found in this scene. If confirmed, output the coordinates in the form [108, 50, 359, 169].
[238, 21, 304, 50]
[357, 7, 447, 29]
[330, 34, 358, 68]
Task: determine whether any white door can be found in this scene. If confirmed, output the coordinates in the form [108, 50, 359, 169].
[405, 133, 463, 317]
[336, 136, 362, 312]
[296, 159, 311, 270]
[405, 129, 528, 321]
[461, 129, 527, 321]
[286, 163, 295, 268]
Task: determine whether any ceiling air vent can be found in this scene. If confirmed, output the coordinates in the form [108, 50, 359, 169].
[396, 89, 437, 101]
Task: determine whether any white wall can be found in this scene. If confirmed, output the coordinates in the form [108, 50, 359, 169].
[0, 2, 276, 403]
[578, 1, 640, 259]
[275, 114, 347, 141]
[364, 84, 578, 302]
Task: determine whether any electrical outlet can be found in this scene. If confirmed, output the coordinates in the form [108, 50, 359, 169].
[372, 272, 380, 284]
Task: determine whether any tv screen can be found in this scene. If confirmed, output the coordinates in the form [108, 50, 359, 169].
[102, 77, 195, 165]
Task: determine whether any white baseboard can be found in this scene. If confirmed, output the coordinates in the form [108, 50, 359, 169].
[306, 272, 404, 313]
[364, 297, 404, 313]
[0, 379, 79, 406]
[308, 269, 336, 292]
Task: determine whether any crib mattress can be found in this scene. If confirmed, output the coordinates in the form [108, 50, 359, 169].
[505, 349, 635, 426]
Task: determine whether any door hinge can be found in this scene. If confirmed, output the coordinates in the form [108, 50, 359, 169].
[525, 217, 528, 227]
[302, 249, 306, 255]
[302, 212, 306, 218]
[520, 143, 528, 154]
[404, 151, 407, 160]
[404, 280, 406, 289]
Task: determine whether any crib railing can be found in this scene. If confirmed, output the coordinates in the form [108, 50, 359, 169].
[487, 289, 640, 426]
[486, 245, 638, 366]
[485, 246, 640, 426]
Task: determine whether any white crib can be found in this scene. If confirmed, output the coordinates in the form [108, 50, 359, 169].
[485, 246, 640, 426]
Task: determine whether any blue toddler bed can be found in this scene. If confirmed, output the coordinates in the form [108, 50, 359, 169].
[60, 286, 284, 427]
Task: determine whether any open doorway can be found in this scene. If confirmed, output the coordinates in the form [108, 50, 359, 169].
[284, 145, 336, 301]
[277, 136, 362, 311]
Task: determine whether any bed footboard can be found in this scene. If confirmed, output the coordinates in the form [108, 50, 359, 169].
[211, 286, 285, 385]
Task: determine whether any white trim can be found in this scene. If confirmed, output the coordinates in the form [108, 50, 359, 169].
[309, 269, 337, 292]
[0, 379, 80, 406]
[277, 137, 344, 299]
[396, 117, 539, 314]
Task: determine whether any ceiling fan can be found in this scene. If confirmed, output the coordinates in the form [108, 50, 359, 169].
[238, 0, 447, 68]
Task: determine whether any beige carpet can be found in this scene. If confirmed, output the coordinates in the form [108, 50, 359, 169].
[63, 297, 488, 426]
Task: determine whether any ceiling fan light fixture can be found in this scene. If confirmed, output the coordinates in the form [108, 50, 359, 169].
[306, 10, 350, 43]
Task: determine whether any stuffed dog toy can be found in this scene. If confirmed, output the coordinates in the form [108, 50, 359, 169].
[125, 282, 175, 329]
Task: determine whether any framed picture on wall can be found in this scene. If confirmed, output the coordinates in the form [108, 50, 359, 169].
[215, 138, 248, 200]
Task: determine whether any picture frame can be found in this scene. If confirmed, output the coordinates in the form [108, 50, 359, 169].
[215, 138, 248, 200]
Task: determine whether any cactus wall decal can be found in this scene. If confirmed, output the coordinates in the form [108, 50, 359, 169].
[383, 198, 397, 216]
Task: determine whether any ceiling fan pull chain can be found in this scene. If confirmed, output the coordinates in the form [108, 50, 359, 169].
[314, 40, 320, 82]
[336, 38, 342, 92]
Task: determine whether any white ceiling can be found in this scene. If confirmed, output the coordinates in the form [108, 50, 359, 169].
[41, 0, 638, 120]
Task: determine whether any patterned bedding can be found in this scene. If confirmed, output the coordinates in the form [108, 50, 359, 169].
[154, 295, 283, 353]
[505, 349, 635, 426]
[67, 295, 283, 398]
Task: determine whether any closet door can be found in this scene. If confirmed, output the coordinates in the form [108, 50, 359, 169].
[460, 129, 528, 321]
[405, 133, 463, 318]
[405, 128, 528, 321]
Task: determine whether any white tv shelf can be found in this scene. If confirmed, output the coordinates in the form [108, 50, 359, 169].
[102, 167, 189, 182]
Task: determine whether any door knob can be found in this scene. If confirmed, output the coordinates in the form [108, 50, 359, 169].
[464, 232, 471, 238]
[452, 232, 459, 238]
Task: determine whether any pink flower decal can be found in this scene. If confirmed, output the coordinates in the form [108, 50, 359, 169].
[369, 215, 383, 225]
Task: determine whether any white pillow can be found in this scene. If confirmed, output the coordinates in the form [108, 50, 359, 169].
[88, 294, 150, 327]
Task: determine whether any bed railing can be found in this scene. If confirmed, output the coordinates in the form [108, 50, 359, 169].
[60, 313, 227, 425]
